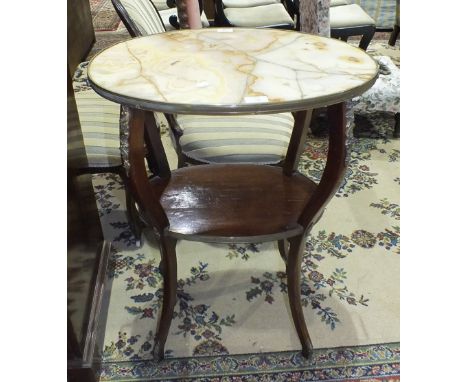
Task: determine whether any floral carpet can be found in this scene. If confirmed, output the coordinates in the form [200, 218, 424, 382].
[90, 111, 400, 381]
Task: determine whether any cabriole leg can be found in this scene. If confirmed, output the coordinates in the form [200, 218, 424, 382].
[153, 236, 178, 361]
[278, 239, 289, 263]
[286, 235, 313, 359]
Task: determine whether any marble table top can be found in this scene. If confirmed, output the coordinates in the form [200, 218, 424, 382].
[88, 28, 378, 115]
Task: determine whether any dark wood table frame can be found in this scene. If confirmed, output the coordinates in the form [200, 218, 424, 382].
[120, 102, 348, 360]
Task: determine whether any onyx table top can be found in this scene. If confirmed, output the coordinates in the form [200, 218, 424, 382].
[88, 28, 378, 115]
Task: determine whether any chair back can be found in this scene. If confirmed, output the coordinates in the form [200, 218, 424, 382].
[152, 0, 170, 10]
[111, 0, 166, 37]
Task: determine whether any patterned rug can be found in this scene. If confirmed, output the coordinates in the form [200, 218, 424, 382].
[75, 22, 400, 380]
[89, 112, 400, 381]
[90, 0, 122, 31]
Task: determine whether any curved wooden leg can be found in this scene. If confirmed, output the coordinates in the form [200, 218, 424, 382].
[125, 184, 143, 247]
[286, 235, 313, 359]
[278, 239, 289, 263]
[153, 236, 178, 361]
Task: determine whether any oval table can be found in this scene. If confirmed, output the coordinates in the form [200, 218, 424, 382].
[88, 28, 378, 361]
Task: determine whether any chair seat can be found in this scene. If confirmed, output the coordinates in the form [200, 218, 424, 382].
[75, 90, 122, 168]
[331, 0, 350, 6]
[159, 8, 210, 30]
[152, 164, 317, 241]
[177, 113, 294, 164]
[224, 3, 294, 28]
[75, 90, 294, 168]
[223, 0, 280, 7]
[75, 89, 162, 169]
[330, 4, 375, 28]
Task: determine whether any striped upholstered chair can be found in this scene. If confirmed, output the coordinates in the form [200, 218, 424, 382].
[284, 0, 375, 51]
[111, 0, 296, 167]
[214, 0, 295, 29]
[74, 90, 122, 170]
[348, 0, 397, 30]
[72, 85, 145, 244]
[331, 1, 400, 47]
[329, 3, 376, 50]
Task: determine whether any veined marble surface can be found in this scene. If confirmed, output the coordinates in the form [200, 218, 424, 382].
[88, 28, 378, 114]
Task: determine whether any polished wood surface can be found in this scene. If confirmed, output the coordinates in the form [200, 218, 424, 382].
[286, 234, 312, 357]
[299, 102, 347, 231]
[153, 236, 178, 361]
[153, 164, 317, 241]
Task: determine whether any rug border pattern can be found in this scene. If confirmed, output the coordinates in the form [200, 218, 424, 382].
[99, 342, 400, 381]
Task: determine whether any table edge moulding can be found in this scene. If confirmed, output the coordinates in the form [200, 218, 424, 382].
[87, 27, 378, 361]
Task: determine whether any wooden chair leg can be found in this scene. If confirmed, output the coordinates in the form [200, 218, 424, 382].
[278, 239, 289, 263]
[388, 24, 400, 46]
[286, 235, 313, 359]
[393, 112, 400, 138]
[153, 236, 178, 361]
[359, 25, 375, 51]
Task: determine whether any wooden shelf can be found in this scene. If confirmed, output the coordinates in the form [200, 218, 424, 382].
[150, 164, 317, 242]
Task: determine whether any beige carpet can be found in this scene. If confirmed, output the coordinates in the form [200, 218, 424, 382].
[92, 115, 399, 362]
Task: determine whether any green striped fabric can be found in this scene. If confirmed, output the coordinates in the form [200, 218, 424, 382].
[349, 0, 397, 29]
[177, 113, 294, 164]
[75, 90, 122, 168]
[119, 0, 166, 35]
